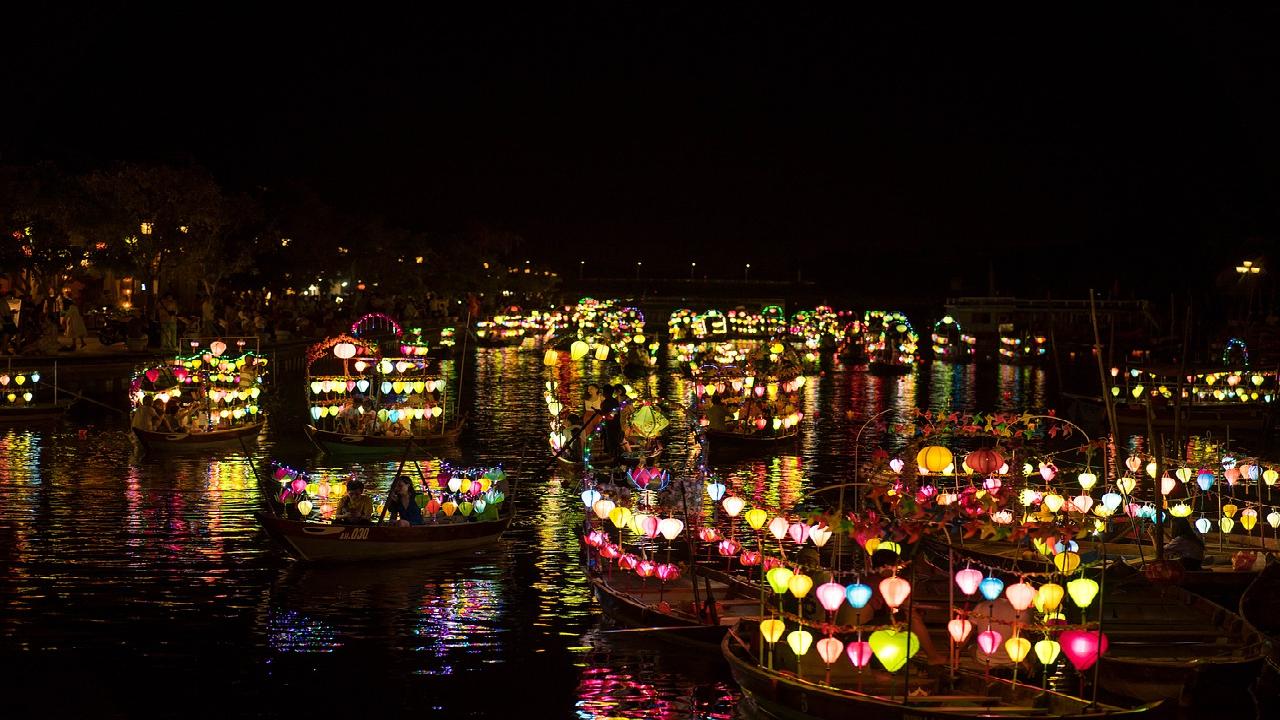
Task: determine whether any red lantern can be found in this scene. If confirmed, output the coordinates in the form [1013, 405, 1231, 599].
[965, 448, 1005, 475]
[717, 538, 742, 556]
[656, 563, 680, 581]
[1059, 630, 1108, 671]
[698, 527, 721, 543]
[636, 560, 657, 578]
[618, 553, 639, 570]
[739, 550, 762, 567]
[600, 543, 622, 560]
[584, 530, 607, 547]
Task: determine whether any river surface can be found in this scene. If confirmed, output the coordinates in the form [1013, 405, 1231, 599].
[0, 349, 1063, 718]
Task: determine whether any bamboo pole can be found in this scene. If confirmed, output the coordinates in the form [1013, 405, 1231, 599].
[1089, 290, 1121, 444]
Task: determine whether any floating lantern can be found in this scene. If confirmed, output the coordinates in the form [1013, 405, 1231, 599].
[948, 618, 973, 643]
[879, 576, 911, 610]
[1066, 577, 1099, 608]
[766, 567, 795, 594]
[979, 576, 1004, 601]
[868, 629, 918, 672]
[977, 630, 1003, 655]
[846, 582, 873, 608]
[815, 582, 846, 612]
[1005, 636, 1032, 663]
[760, 619, 786, 644]
[635, 560, 656, 578]
[786, 628, 815, 657]
[1059, 630, 1108, 671]
[955, 568, 983, 595]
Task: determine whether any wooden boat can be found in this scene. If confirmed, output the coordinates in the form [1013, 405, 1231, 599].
[0, 401, 72, 424]
[705, 427, 801, 451]
[1238, 559, 1280, 715]
[722, 620, 1160, 720]
[867, 361, 913, 376]
[305, 419, 465, 455]
[588, 561, 762, 648]
[132, 420, 264, 450]
[0, 365, 73, 423]
[1094, 571, 1266, 708]
[257, 504, 513, 562]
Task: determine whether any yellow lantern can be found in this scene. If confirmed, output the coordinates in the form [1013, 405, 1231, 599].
[1035, 583, 1065, 613]
[788, 574, 813, 599]
[594, 345, 609, 361]
[864, 537, 881, 555]
[1240, 509, 1258, 531]
[916, 446, 953, 473]
[868, 629, 919, 672]
[1223, 503, 1239, 518]
[786, 629, 814, 657]
[1005, 636, 1031, 663]
[570, 340, 590, 360]
[608, 506, 633, 530]
[542, 349, 559, 366]
[1116, 476, 1136, 496]
[1034, 639, 1061, 665]
[760, 619, 785, 644]
[1053, 551, 1080, 575]
[1170, 502, 1192, 518]
[1066, 577, 1099, 608]
[745, 508, 768, 530]
[766, 567, 794, 594]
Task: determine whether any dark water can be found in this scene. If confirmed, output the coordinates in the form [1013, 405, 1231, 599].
[0, 350, 1054, 718]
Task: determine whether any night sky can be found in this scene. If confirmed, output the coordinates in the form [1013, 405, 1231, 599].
[4, 5, 1278, 297]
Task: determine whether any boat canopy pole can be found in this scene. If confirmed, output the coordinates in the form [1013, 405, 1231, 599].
[1089, 290, 1120, 442]
[35, 380, 124, 415]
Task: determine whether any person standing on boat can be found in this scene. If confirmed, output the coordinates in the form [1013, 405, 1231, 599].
[381, 475, 424, 526]
[705, 394, 730, 432]
[335, 480, 373, 524]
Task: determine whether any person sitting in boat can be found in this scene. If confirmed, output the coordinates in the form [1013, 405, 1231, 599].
[381, 475, 424, 526]
[131, 399, 158, 432]
[152, 399, 178, 432]
[1166, 516, 1205, 571]
[600, 386, 623, 458]
[337, 399, 361, 433]
[562, 412, 585, 460]
[705, 394, 730, 432]
[583, 384, 603, 418]
[335, 480, 373, 524]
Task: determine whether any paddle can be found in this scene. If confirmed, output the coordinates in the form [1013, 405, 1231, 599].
[237, 434, 278, 517]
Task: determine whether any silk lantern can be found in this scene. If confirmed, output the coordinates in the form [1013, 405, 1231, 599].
[846, 583, 873, 608]
[846, 640, 873, 668]
[816, 637, 844, 666]
[948, 618, 973, 643]
[977, 629, 1003, 655]
[955, 568, 983, 596]
[815, 582, 846, 613]
[722, 496, 746, 517]
[868, 629, 919, 672]
[1006, 636, 1032, 662]
[766, 567, 794, 594]
[979, 576, 1004, 601]
[879, 576, 911, 610]
[1059, 630, 1108, 671]
[786, 629, 814, 657]
[1035, 639, 1061, 665]
[1066, 577, 1099, 608]
[759, 619, 785, 644]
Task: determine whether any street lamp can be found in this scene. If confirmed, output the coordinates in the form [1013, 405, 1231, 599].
[579, 260, 585, 280]
[636, 261, 642, 280]
[690, 261, 697, 280]
[744, 263, 751, 282]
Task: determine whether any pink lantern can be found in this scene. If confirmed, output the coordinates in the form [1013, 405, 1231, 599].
[656, 563, 680, 582]
[639, 515, 661, 539]
[1160, 475, 1177, 495]
[600, 544, 622, 560]
[977, 629, 1003, 655]
[636, 560, 657, 578]
[816, 637, 844, 665]
[1040, 462, 1058, 481]
[739, 550, 762, 567]
[983, 477, 1002, 492]
[698, 527, 721, 543]
[145, 368, 160, 383]
[879, 576, 912, 610]
[788, 522, 810, 545]
[585, 530, 607, 547]
[955, 568, 983, 596]
[761, 556, 783, 572]
[1060, 630, 1108, 671]
[845, 640, 872, 668]
[717, 538, 742, 556]
[1225, 467, 1241, 485]
[291, 478, 306, 493]
[755, 417, 767, 430]
[1005, 582, 1037, 611]
[948, 618, 973, 643]
[815, 582, 846, 613]
[768, 516, 789, 540]
[618, 554, 639, 570]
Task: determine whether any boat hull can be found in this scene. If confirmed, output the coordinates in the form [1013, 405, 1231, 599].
[305, 422, 463, 454]
[705, 428, 800, 452]
[132, 421, 263, 450]
[257, 510, 512, 562]
[0, 402, 71, 424]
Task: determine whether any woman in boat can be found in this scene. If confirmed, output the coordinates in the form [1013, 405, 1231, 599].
[381, 475, 424, 526]
[1166, 516, 1206, 570]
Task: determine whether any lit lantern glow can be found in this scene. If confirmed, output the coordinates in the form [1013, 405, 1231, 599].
[879, 576, 911, 610]
[608, 506, 633, 530]
[788, 522, 810, 545]
[1117, 477, 1136, 496]
[809, 525, 833, 547]
[722, 496, 746, 517]
[786, 629, 814, 657]
[948, 618, 973, 643]
[759, 619, 785, 644]
[592, 499, 615, 520]
[745, 508, 768, 530]
[1268, 511, 1280, 529]
[815, 582, 846, 613]
[916, 446, 954, 473]
[1078, 472, 1097, 490]
[955, 568, 983, 595]
[1221, 517, 1236, 534]
[846, 583, 873, 608]
[1066, 577, 1099, 608]
[581, 488, 601, 508]
[787, 574, 814, 599]
[1195, 517, 1212, 534]
[815, 637, 844, 665]
[1035, 583, 1065, 612]
[1059, 630, 1108, 671]
[1035, 639, 1062, 665]
[977, 629, 1003, 655]
[1197, 471, 1216, 491]
[1161, 475, 1178, 495]
[868, 629, 919, 672]
[1073, 495, 1094, 514]
[570, 340, 589, 360]
[705, 481, 726, 501]
[979, 576, 1004, 601]
[1005, 636, 1031, 662]
[845, 640, 873, 667]
[1053, 551, 1081, 575]
[333, 342, 357, 359]
[1043, 493, 1065, 513]
[658, 517, 684, 540]
[1005, 582, 1036, 611]
[766, 567, 795, 594]
[296, 499, 313, 515]
[1240, 509, 1258, 531]
[768, 516, 789, 540]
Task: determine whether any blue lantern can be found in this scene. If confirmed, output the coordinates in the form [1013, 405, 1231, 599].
[706, 481, 726, 502]
[1194, 517, 1212, 534]
[581, 488, 601, 508]
[979, 576, 1004, 601]
[1197, 472, 1215, 491]
[846, 583, 873, 608]
[380, 381, 393, 395]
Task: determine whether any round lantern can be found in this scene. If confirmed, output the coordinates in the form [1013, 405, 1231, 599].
[722, 496, 746, 517]
[1034, 639, 1061, 665]
[759, 619, 786, 644]
[786, 629, 814, 657]
[1066, 577, 1099, 608]
[955, 568, 983, 596]
[948, 618, 973, 644]
[788, 574, 814, 599]
[977, 630, 1003, 655]
[979, 576, 1004, 601]
[916, 446, 954, 473]
[879, 576, 911, 610]
[744, 508, 768, 530]
[846, 640, 873, 668]
[815, 637, 844, 666]
[965, 448, 1004, 475]
[1005, 636, 1032, 662]
[333, 342, 357, 359]
[846, 583, 873, 608]
[766, 567, 794, 594]
[1005, 582, 1036, 611]
[815, 582, 846, 613]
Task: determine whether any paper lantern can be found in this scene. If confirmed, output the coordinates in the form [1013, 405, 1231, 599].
[1117, 477, 1136, 496]
[1073, 495, 1094, 514]
[846, 583, 873, 608]
[637, 514, 661, 539]
[608, 506, 633, 529]
[1078, 472, 1097, 490]
[698, 527, 721, 543]
[1053, 551, 1081, 575]
[1101, 492, 1122, 511]
[868, 629, 918, 672]
[955, 568, 983, 595]
[1268, 511, 1280, 529]
[845, 640, 873, 668]
[977, 629, 1003, 655]
[210, 340, 227, 357]
[594, 345, 609, 360]
[879, 576, 911, 610]
[766, 567, 794, 594]
[1040, 463, 1058, 481]
[1265, 469, 1279, 486]
[296, 499, 313, 516]
[722, 496, 746, 517]
[760, 619, 786, 644]
[1035, 639, 1061, 665]
[788, 574, 814, 599]
[979, 576, 1004, 601]
[1223, 503, 1239, 518]
[1043, 493, 1065, 513]
[569, 340, 589, 360]
[739, 550, 762, 566]
[768, 516, 789, 540]
[1060, 630, 1108, 671]
[965, 448, 1004, 475]
[1195, 517, 1212, 534]
[581, 488, 601, 508]
[1005, 582, 1036, 611]
[809, 525, 833, 547]
[333, 342, 357, 359]
[916, 446, 953, 473]
[948, 618, 973, 643]
[1197, 471, 1216, 491]
[658, 517, 684, 540]
[889, 458, 905, 473]
[1160, 475, 1178, 496]
[788, 522, 810, 545]
[1221, 517, 1236, 534]
[584, 530, 607, 548]
[1005, 636, 1031, 662]
[705, 481, 726, 502]
[816, 637, 844, 665]
[1066, 577, 1099, 608]
[635, 560, 657, 578]
[786, 629, 814, 657]
[815, 582, 846, 612]
[592, 499, 615, 520]
[1035, 583, 1065, 612]
[745, 508, 768, 530]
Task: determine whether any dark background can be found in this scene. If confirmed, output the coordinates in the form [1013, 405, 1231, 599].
[3, 4, 1278, 298]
